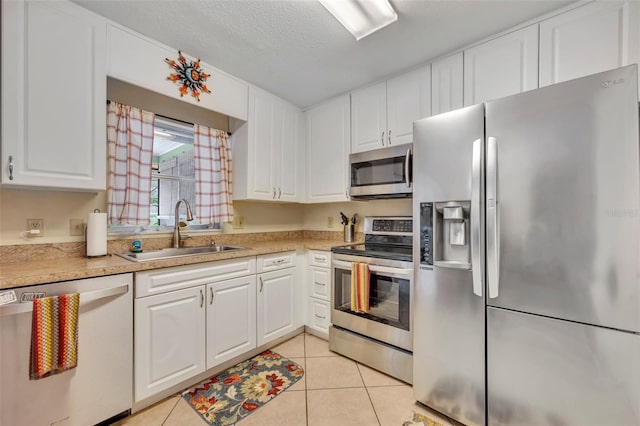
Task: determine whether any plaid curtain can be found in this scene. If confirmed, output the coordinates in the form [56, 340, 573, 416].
[107, 102, 155, 225]
[193, 124, 233, 224]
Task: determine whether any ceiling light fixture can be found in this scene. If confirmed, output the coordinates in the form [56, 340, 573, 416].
[319, 0, 398, 41]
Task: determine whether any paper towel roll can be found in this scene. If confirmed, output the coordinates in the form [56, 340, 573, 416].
[86, 212, 107, 257]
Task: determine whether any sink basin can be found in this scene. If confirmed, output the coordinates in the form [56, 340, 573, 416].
[115, 245, 246, 262]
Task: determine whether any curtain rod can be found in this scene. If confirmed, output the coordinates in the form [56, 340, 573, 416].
[107, 100, 232, 136]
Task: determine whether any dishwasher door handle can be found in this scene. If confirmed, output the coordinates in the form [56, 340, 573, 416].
[0, 284, 129, 316]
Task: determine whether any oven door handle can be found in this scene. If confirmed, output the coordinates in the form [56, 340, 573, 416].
[332, 260, 413, 278]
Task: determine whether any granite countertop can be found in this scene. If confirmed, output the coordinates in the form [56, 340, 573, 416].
[0, 238, 345, 290]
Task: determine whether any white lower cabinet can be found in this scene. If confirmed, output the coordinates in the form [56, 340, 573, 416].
[257, 252, 297, 346]
[206, 276, 257, 368]
[134, 257, 257, 403]
[306, 250, 332, 336]
[135, 286, 206, 401]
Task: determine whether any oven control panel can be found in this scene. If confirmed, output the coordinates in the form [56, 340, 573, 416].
[369, 217, 413, 234]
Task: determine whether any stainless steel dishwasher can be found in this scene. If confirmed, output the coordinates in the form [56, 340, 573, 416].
[0, 273, 133, 426]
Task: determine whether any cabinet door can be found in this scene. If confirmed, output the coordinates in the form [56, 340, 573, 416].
[206, 276, 257, 369]
[431, 53, 464, 115]
[351, 82, 387, 153]
[306, 95, 350, 202]
[464, 26, 539, 106]
[387, 66, 432, 145]
[540, 1, 638, 87]
[135, 286, 206, 401]
[277, 103, 301, 201]
[247, 88, 276, 200]
[1, 0, 106, 190]
[257, 268, 296, 345]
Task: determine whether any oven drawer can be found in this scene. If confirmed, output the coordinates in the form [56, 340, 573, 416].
[308, 266, 330, 300]
[308, 298, 330, 332]
[308, 250, 331, 268]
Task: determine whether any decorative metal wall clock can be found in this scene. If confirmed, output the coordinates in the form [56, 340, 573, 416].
[165, 51, 211, 101]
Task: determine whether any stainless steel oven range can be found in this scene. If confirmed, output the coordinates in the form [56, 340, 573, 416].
[330, 216, 413, 383]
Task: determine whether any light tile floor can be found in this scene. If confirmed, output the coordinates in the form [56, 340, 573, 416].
[116, 333, 458, 426]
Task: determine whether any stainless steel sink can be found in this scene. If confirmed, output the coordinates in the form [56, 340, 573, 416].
[115, 245, 246, 262]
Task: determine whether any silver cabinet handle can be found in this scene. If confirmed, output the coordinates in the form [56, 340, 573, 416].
[259, 276, 264, 292]
[314, 281, 326, 286]
[381, 131, 385, 146]
[471, 138, 483, 297]
[388, 130, 391, 145]
[8, 155, 14, 180]
[278, 187, 281, 199]
[272, 187, 276, 199]
[345, 188, 349, 199]
[314, 256, 325, 262]
[209, 287, 214, 305]
[404, 147, 412, 188]
[315, 314, 326, 319]
[487, 136, 500, 299]
[200, 288, 204, 308]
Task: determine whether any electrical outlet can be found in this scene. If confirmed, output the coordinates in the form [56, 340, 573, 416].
[26, 219, 44, 237]
[232, 216, 245, 229]
[327, 216, 334, 228]
[70, 219, 85, 236]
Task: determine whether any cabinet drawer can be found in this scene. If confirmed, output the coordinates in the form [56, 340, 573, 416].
[309, 267, 330, 300]
[308, 298, 330, 332]
[257, 251, 296, 273]
[308, 250, 331, 268]
[135, 257, 257, 298]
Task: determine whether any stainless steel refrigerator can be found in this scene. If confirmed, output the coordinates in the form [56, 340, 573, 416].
[412, 65, 640, 426]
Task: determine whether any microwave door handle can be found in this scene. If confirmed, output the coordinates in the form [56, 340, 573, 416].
[405, 147, 412, 188]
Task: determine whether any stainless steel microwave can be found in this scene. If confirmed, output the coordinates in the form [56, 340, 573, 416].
[349, 143, 412, 200]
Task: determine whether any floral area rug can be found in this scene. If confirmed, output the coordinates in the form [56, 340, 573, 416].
[402, 411, 445, 426]
[182, 350, 304, 425]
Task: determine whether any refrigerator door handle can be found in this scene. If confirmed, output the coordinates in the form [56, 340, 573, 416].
[487, 136, 500, 298]
[471, 138, 483, 297]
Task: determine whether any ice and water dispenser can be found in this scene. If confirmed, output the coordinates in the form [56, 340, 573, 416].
[420, 201, 471, 269]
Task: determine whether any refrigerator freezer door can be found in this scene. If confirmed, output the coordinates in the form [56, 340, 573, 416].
[485, 65, 640, 333]
[488, 307, 640, 426]
[413, 104, 485, 426]
[413, 268, 486, 426]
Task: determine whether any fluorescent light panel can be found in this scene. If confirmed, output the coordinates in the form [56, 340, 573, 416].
[319, 0, 398, 40]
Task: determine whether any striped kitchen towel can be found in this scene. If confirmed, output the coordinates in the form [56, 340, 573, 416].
[29, 293, 80, 380]
[350, 263, 370, 313]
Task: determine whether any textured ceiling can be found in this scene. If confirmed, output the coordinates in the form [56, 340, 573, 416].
[75, 0, 575, 108]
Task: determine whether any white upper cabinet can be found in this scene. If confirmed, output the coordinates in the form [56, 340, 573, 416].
[539, 1, 639, 88]
[233, 87, 303, 202]
[464, 26, 539, 106]
[431, 53, 464, 115]
[387, 67, 432, 146]
[1, 0, 106, 190]
[107, 24, 248, 121]
[351, 66, 431, 153]
[305, 95, 350, 203]
[351, 82, 387, 153]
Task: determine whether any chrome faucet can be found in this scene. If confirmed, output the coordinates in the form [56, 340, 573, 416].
[173, 199, 194, 248]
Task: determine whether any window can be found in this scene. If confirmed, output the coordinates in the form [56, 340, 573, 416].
[151, 117, 197, 227]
